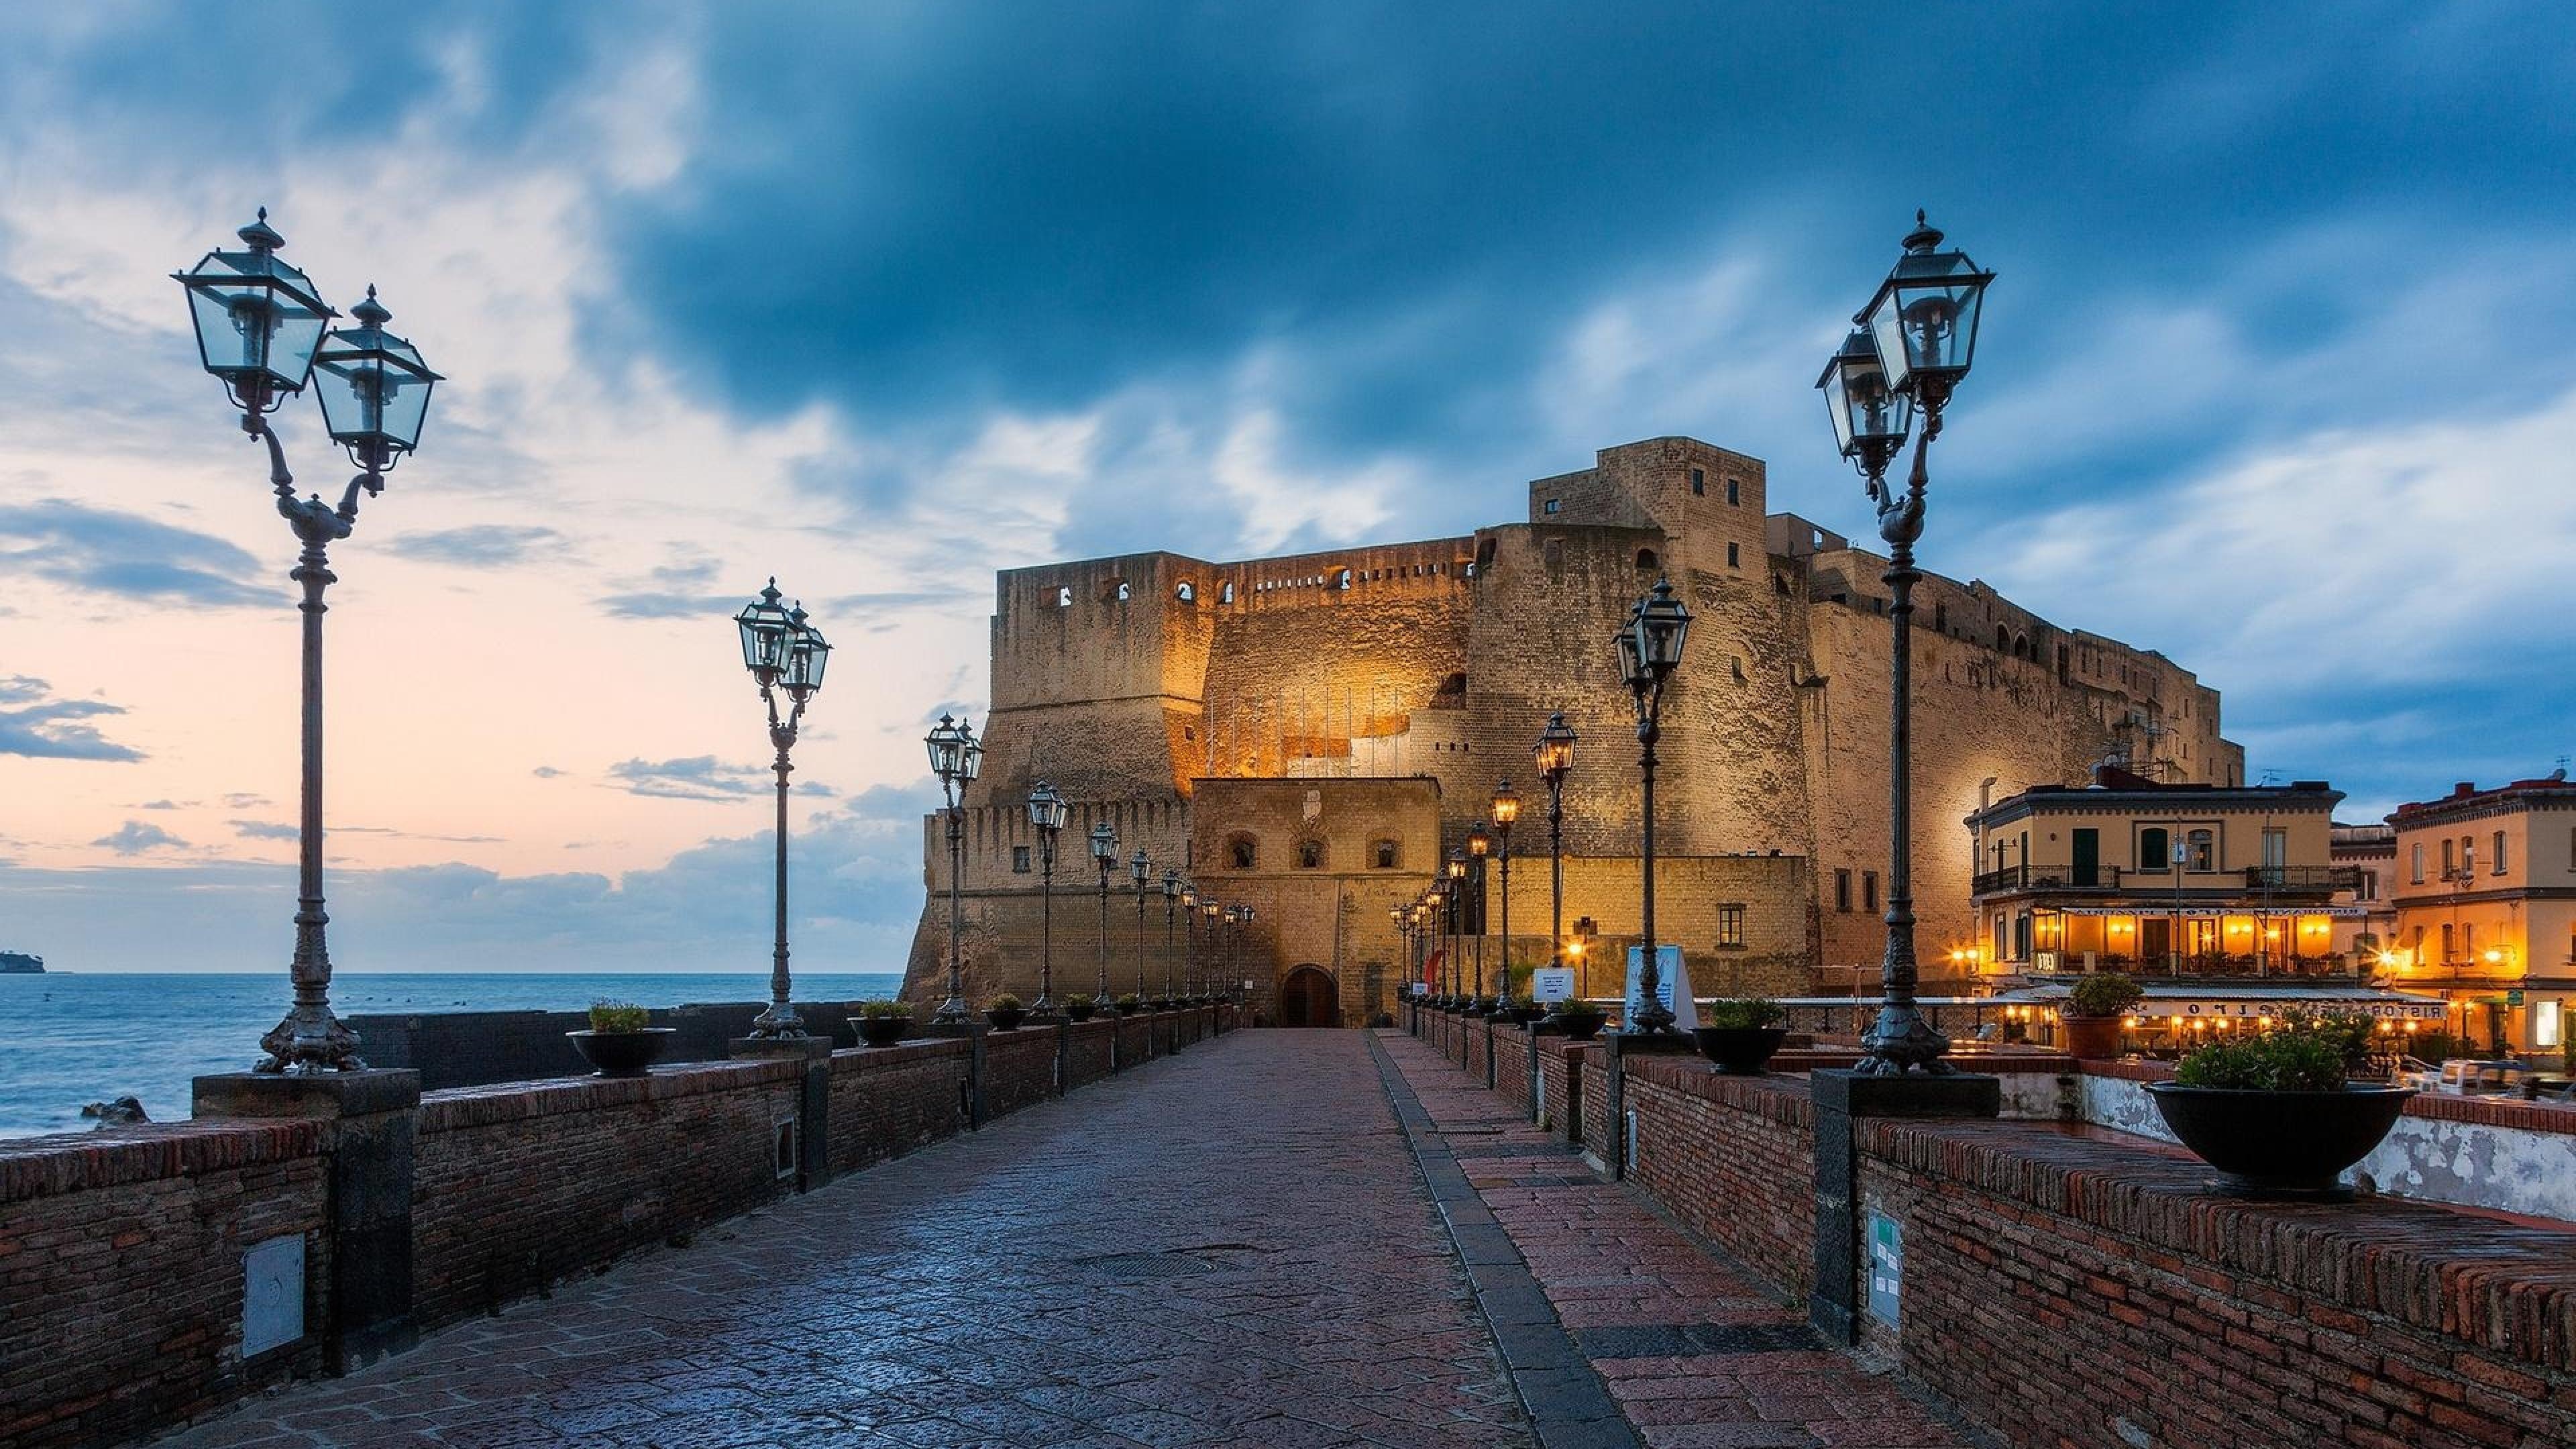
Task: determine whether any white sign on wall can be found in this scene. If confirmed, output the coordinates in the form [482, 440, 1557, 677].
[1529, 967, 1576, 1004]
[1623, 945, 1697, 1030]
[241, 1234, 305, 1358]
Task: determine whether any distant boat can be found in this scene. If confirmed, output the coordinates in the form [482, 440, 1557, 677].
[0, 951, 44, 975]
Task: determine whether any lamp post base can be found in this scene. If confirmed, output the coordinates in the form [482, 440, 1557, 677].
[741, 1002, 808, 1041]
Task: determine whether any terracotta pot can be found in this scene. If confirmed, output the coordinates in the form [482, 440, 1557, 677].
[2063, 1016, 2123, 1059]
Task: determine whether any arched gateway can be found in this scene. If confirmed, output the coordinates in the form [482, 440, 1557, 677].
[1279, 965, 1340, 1028]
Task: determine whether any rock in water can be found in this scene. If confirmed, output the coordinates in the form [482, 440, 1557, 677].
[80, 1096, 148, 1126]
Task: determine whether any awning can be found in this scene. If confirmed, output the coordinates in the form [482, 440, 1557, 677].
[1996, 983, 2447, 1022]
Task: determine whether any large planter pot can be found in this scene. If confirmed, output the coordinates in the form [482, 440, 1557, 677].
[1061, 998, 1097, 1022]
[1114, 1000, 1140, 1016]
[2063, 1016, 2124, 1059]
[851, 1016, 911, 1048]
[985, 1007, 1027, 1032]
[566, 1028, 675, 1079]
[1553, 1014, 1605, 1042]
[2145, 1083, 2415, 1198]
[1692, 1026, 1788, 1075]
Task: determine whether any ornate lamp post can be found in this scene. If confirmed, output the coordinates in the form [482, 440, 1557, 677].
[1616, 579, 1693, 1034]
[1445, 852, 1468, 1003]
[1089, 820, 1118, 1008]
[1026, 780, 1069, 1016]
[1466, 826, 1493, 1008]
[923, 711, 981, 1026]
[1128, 848, 1152, 1002]
[1178, 879, 1198, 1000]
[1534, 714, 1576, 996]
[1491, 781, 1520, 1008]
[175, 212, 441, 1073]
[1817, 212, 1995, 1075]
[1236, 905, 1257, 1003]
[736, 586, 833, 1038]
[1199, 898, 1220, 998]
[1222, 906, 1242, 1003]
[1160, 869, 1182, 1001]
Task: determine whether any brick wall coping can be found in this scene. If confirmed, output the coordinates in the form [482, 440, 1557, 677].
[1622, 1053, 1815, 1127]
[2080, 1057, 2576, 1136]
[0, 1118, 323, 1204]
[824, 1036, 970, 1079]
[1865, 1114, 2576, 1371]
[421, 1055, 807, 1132]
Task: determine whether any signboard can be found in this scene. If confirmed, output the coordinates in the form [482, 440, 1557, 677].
[1866, 1213, 1902, 1328]
[242, 1234, 305, 1357]
[2508, 989, 2526, 1006]
[1410, 981, 1430, 998]
[1529, 967, 1576, 1004]
[2128, 996, 2445, 1022]
[1623, 945, 1697, 1030]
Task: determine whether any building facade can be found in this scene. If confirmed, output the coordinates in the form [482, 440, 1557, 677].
[2386, 775, 2576, 1057]
[904, 435, 2244, 1024]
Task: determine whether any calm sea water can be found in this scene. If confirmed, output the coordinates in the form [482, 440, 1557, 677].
[0, 971, 903, 1140]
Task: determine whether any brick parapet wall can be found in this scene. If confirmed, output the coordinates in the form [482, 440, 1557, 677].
[1537, 1039, 1582, 1140]
[822, 1039, 971, 1178]
[1619, 1058, 1816, 1297]
[1065, 1018, 1118, 1085]
[983, 1028, 1059, 1116]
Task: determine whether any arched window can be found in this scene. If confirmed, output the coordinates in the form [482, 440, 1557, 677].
[2186, 828, 2214, 872]
[1372, 839, 1399, 869]
[2014, 633, 2031, 660]
[1219, 582, 1235, 604]
[1994, 624, 2008, 650]
[1636, 548, 1659, 571]
[1296, 839, 1325, 870]
[1056, 586, 1072, 607]
[1175, 580, 1195, 603]
[1228, 835, 1257, 870]
[2139, 826, 2170, 872]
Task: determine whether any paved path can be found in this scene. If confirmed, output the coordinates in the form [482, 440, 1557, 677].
[1375, 1032, 1974, 1449]
[162, 1032, 1532, 1449]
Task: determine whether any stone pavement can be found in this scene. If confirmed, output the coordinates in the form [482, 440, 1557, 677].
[1373, 1030, 1976, 1449]
[159, 1031, 1532, 1449]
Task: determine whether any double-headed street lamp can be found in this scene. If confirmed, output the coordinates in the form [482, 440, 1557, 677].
[1491, 782, 1520, 1007]
[1817, 211, 1995, 1076]
[1467, 826, 1493, 1008]
[1617, 578, 1693, 1034]
[1026, 780, 1069, 1016]
[738, 585, 833, 1038]
[1089, 820, 1119, 1008]
[176, 211, 441, 1073]
[1534, 715, 1577, 992]
[1129, 847, 1153, 1002]
[1161, 871, 1185, 1001]
[924, 712, 982, 1026]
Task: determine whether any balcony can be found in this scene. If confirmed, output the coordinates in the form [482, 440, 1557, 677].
[1972, 863, 2362, 897]
[2241, 865, 2363, 894]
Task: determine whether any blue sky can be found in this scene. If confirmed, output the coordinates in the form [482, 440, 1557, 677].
[1, 3, 2570, 971]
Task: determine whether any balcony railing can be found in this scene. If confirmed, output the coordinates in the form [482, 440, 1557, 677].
[2241, 865, 2363, 893]
[1972, 863, 2363, 896]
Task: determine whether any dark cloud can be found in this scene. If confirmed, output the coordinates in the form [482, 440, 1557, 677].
[607, 755, 769, 802]
[531, 765, 566, 779]
[0, 676, 144, 761]
[230, 820, 300, 841]
[384, 525, 568, 569]
[93, 820, 184, 854]
[0, 500, 273, 608]
[601, 592, 737, 621]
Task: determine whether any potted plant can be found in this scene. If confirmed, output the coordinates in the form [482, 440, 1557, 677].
[1061, 996, 1097, 1022]
[1114, 993, 1142, 1016]
[2145, 1012, 2414, 1198]
[1693, 998, 1788, 1075]
[1548, 1000, 1605, 1041]
[567, 1000, 674, 1078]
[985, 994, 1027, 1031]
[850, 999, 914, 1047]
[2063, 973, 2143, 1059]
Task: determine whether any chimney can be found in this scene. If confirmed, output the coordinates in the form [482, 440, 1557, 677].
[2454, 782, 2475, 797]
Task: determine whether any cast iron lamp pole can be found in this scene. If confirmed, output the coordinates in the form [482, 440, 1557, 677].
[1467, 826, 1493, 1008]
[1200, 898, 1221, 999]
[1617, 579, 1693, 1034]
[1089, 820, 1118, 1008]
[1026, 780, 1069, 1016]
[1492, 781, 1521, 1007]
[1534, 714, 1576, 996]
[1161, 871, 1182, 1001]
[1222, 906, 1241, 1004]
[1129, 848, 1152, 1002]
[1444, 857, 1466, 1002]
[739, 588, 833, 1037]
[1180, 882, 1199, 1000]
[924, 712, 981, 1027]
[1817, 211, 1996, 1075]
[176, 212, 441, 1073]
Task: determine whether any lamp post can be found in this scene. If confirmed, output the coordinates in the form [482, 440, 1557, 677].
[1534, 714, 1576, 1006]
[924, 711, 981, 1027]
[1817, 211, 1995, 1075]
[1089, 820, 1118, 1008]
[175, 213, 440, 1073]
[1572, 916, 1598, 1002]
[1389, 904, 1409, 1016]
[1129, 848, 1152, 1003]
[1161, 869, 1182, 1002]
[739, 586, 833, 1038]
[1491, 781, 1520, 1009]
[1222, 906, 1242, 1004]
[1238, 904, 1257, 1003]
[1467, 826, 1493, 1008]
[1617, 578, 1693, 1035]
[1026, 780, 1069, 1017]
[1201, 898, 1221, 999]
[1179, 880, 1198, 1001]
[1445, 851, 1468, 1003]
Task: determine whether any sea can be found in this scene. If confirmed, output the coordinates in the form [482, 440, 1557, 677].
[0, 971, 903, 1141]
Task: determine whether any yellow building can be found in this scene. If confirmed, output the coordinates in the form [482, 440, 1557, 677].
[2387, 776, 2576, 1057]
[1965, 767, 2365, 980]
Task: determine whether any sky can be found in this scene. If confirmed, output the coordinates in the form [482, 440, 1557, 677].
[1, 2, 2571, 973]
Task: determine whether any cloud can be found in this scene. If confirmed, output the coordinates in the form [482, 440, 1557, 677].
[384, 524, 570, 568]
[136, 799, 186, 810]
[0, 500, 273, 608]
[531, 765, 566, 779]
[230, 820, 301, 841]
[602, 591, 738, 621]
[0, 676, 144, 761]
[93, 820, 184, 854]
[606, 755, 770, 802]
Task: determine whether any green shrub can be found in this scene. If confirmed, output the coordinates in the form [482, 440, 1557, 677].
[588, 1000, 651, 1034]
[853, 999, 912, 1020]
[2066, 973, 2143, 1019]
[1701, 998, 1785, 1030]
[985, 994, 1024, 1011]
[2174, 1012, 2371, 1091]
[1116, 993, 1142, 1008]
[1552, 999, 1605, 1024]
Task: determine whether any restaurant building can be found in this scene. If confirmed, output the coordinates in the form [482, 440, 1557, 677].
[2385, 775, 2576, 1057]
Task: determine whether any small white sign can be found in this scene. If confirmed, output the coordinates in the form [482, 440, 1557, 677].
[1411, 981, 1430, 997]
[242, 1234, 305, 1358]
[1623, 945, 1697, 1030]
[1529, 967, 1576, 1004]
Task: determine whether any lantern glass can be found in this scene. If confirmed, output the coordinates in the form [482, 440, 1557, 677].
[1130, 847, 1150, 885]
[1615, 622, 1646, 689]
[1162, 870, 1180, 899]
[959, 727, 982, 782]
[1817, 327, 1913, 459]
[1534, 713, 1576, 781]
[174, 215, 333, 405]
[311, 290, 440, 466]
[1027, 780, 1068, 832]
[736, 581, 792, 676]
[1632, 578, 1691, 674]
[1490, 780, 1521, 829]
[1861, 217, 1994, 392]
[1467, 826, 1491, 859]
[925, 713, 967, 780]
[1089, 821, 1118, 864]
[1446, 851, 1466, 881]
[783, 613, 830, 698]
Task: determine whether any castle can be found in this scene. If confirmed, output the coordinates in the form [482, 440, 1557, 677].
[902, 435, 2242, 1024]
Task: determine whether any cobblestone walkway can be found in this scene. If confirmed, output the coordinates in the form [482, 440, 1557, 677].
[161, 1032, 1532, 1449]
[1376, 1032, 1973, 1449]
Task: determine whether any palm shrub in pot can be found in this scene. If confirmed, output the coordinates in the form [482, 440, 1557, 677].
[985, 994, 1027, 1031]
[1693, 998, 1788, 1075]
[2145, 1011, 2413, 1198]
[568, 1000, 675, 1078]
[2063, 973, 2143, 1059]
[850, 999, 914, 1047]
